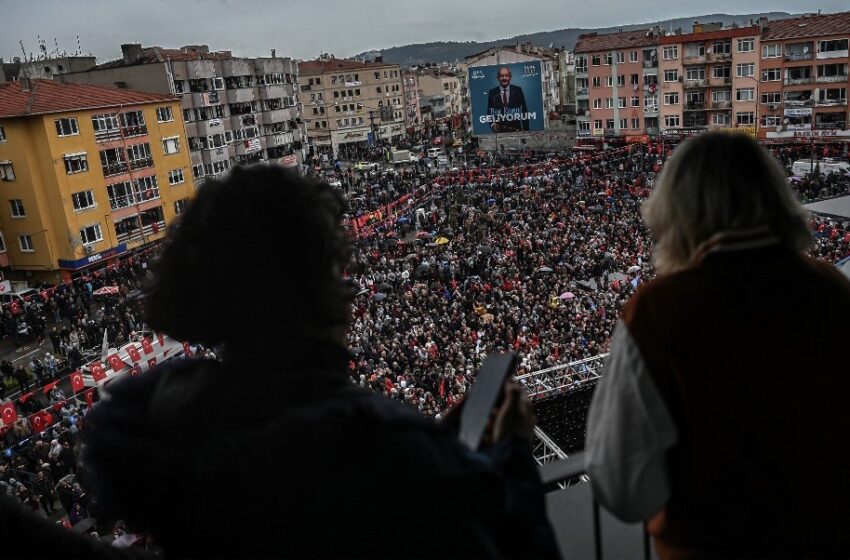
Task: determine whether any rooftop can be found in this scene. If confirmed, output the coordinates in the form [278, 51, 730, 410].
[0, 79, 177, 118]
[465, 43, 561, 63]
[659, 25, 761, 45]
[93, 46, 234, 70]
[574, 29, 660, 53]
[298, 57, 398, 76]
[762, 11, 850, 40]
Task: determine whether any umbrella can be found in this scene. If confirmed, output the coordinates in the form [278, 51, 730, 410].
[373, 292, 387, 302]
[577, 279, 599, 291]
[487, 198, 497, 204]
[536, 266, 554, 274]
[396, 216, 410, 224]
[404, 253, 419, 261]
[477, 245, 494, 254]
[92, 286, 119, 296]
[559, 291, 576, 300]
[608, 272, 628, 282]
[627, 265, 641, 273]
[435, 237, 449, 245]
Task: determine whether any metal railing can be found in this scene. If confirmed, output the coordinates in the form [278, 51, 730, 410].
[785, 77, 814, 85]
[115, 220, 166, 244]
[108, 189, 160, 211]
[516, 354, 607, 400]
[101, 161, 129, 177]
[710, 101, 732, 109]
[128, 157, 154, 170]
[785, 52, 813, 61]
[817, 75, 849, 84]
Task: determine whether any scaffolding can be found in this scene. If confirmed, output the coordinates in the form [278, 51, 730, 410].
[516, 353, 608, 400]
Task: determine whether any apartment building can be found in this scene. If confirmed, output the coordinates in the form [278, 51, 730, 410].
[760, 12, 850, 141]
[59, 44, 307, 177]
[2, 54, 96, 82]
[466, 44, 562, 130]
[0, 79, 192, 281]
[658, 24, 761, 136]
[299, 55, 405, 156]
[402, 70, 422, 134]
[417, 67, 463, 130]
[574, 29, 661, 139]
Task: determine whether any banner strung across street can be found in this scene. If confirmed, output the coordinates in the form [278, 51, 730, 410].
[468, 61, 544, 135]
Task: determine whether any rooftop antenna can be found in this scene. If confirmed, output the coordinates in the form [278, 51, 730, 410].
[19, 39, 27, 60]
[53, 37, 60, 57]
[76, 35, 81, 56]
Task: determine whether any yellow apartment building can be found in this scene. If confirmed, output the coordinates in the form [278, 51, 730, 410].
[0, 78, 193, 282]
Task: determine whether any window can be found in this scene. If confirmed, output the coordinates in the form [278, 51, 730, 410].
[631, 117, 640, 129]
[80, 224, 103, 245]
[156, 107, 174, 123]
[91, 113, 119, 136]
[663, 46, 679, 60]
[593, 98, 602, 109]
[54, 118, 79, 137]
[712, 112, 731, 125]
[630, 74, 639, 85]
[761, 116, 781, 127]
[737, 38, 754, 53]
[761, 68, 781, 82]
[712, 90, 732, 102]
[664, 69, 678, 82]
[591, 55, 601, 66]
[126, 143, 152, 167]
[618, 97, 626, 108]
[736, 88, 754, 102]
[0, 125, 5, 142]
[162, 137, 180, 155]
[0, 162, 15, 181]
[736, 111, 755, 125]
[606, 76, 613, 87]
[736, 63, 754, 77]
[619, 118, 628, 129]
[10, 199, 25, 217]
[713, 65, 731, 79]
[592, 76, 601, 87]
[630, 51, 638, 63]
[212, 77, 225, 90]
[168, 168, 185, 185]
[605, 98, 614, 108]
[172, 80, 185, 94]
[71, 190, 96, 211]
[174, 199, 189, 215]
[644, 96, 658, 109]
[605, 119, 615, 129]
[762, 44, 782, 58]
[616, 52, 625, 63]
[664, 114, 680, 127]
[631, 96, 640, 107]
[593, 120, 602, 130]
[604, 53, 612, 65]
[664, 92, 679, 105]
[819, 39, 848, 53]
[617, 75, 626, 86]
[761, 92, 782, 104]
[579, 121, 591, 132]
[192, 164, 205, 180]
[686, 67, 705, 80]
[19, 235, 33, 252]
[712, 41, 732, 55]
[819, 88, 847, 103]
[63, 153, 88, 174]
[183, 109, 193, 123]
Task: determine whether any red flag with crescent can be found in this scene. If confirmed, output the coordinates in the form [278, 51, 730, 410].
[30, 411, 53, 433]
[182, 342, 193, 357]
[127, 345, 141, 363]
[156, 333, 165, 348]
[84, 389, 95, 409]
[91, 362, 107, 382]
[107, 353, 125, 372]
[1, 402, 17, 425]
[19, 391, 36, 404]
[41, 380, 60, 394]
[141, 337, 154, 355]
[147, 358, 157, 369]
[70, 370, 85, 393]
[130, 364, 142, 377]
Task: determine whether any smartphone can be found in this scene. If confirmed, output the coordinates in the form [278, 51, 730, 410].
[458, 352, 518, 450]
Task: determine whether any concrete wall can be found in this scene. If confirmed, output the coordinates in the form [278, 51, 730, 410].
[59, 63, 172, 94]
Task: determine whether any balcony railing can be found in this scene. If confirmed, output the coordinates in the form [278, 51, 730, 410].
[785, 52, 813, 61]
[128, 157, 154, 170]
[785, 99, 814, 107]
[115, 220, 166, 245]
[101, 162, 128, 177]
[815, 121, 846, 130]
[817, 75, 849, 84]
[642, 60, 658, 69]
[707, 52, 731, 63]
[643, 106, 659, 114]
[816, 98, 848, 107]
[785, 77, 814, 85]
[684, 79, 707, 88]
[576, 87, 589, 96]
[122, 125, 148, 138]
[685, 102, 707, 110]
[683, 55, 706, 64]
[108, 189, 161, 211]
[710, 101, 732, 109]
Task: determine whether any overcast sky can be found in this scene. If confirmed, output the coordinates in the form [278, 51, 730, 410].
[2, 0, 847, 63]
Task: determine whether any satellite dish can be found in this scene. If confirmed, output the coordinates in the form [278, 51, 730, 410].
[803, 46, 809, 54]
[584, 110, 591, 117]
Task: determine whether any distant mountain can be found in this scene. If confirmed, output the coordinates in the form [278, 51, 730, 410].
[357, 12, 795, 67]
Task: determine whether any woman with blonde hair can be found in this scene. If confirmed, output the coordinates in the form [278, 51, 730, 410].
[586, 132, 850, 558]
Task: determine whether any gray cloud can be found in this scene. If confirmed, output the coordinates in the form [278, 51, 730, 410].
[2, 0, 847, 62]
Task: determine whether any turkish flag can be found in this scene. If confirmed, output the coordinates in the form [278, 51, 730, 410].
[1, 402, 17, 425]
[147, 358, 157, 369]
[141, 337, 154, 355]
[84, 389, 94, 409]
[19, 391, 36, 404]
[127, 345, 141, 362]
[107, 353, 125, 372]
[70, 370, 85, 393]
[130, 364, 142, 377]
[41, 380, 60, 394]
[91, 362, 107, 383]
[30, 411, 53, 433]
[156, 333, 165, 348]
[52, 400, 66, 412]
[182, 342, 193, 357]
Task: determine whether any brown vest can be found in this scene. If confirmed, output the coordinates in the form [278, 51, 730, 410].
[623, 245, 850, 558]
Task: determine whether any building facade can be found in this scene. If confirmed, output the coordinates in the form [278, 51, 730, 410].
[760, 12, 850, 142]
[59, 44, 307, 177]
[402, 70, 422, 135]
[0, 79, 192, 281]
[299, 54, 405, 157]
[658, 24, 761, 137]
[417, 67, 463, 131]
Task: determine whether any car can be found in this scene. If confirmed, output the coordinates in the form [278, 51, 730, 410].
[354, 161, 378, 171]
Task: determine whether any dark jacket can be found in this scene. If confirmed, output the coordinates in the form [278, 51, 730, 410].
[486, 84, 529, 132]
[83, 341, 558, 558]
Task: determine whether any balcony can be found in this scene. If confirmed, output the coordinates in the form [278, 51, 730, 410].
[128, 157, 154, 171]
[101, 162, 128, 177]
[817, 49, 849, 60]
[816, 120, 846, 130]
[684, 79, 707, 88]
[683, 55, 706, 64]
[122, 125, 148, 138]
[196, 118, 226, 137]
[817, 75, 849, 84]
[684, 101, 707, 111]
[816, 98, 848, 107]
[225, 87, 257, 104]
[263, 107, 294, 123]
[642, 60, 658, 69]
[259, 83, 289, 99]
[576, 87, 589, 97]
[707, 52, 732, 63]
[185, 60, 216, 80]
[785, 99, 814, 107]
[785, 77, 814, 85]
[710, 101, 732, 110]
[645, 127, 659, 135]
[266, 131, 295, 148]
[115, 220, 166, 245]
[108, 189, 160, 211]
[643, 106, 659, 116]
[785, 52, 813, 62]
[191, 91, 220, 106]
